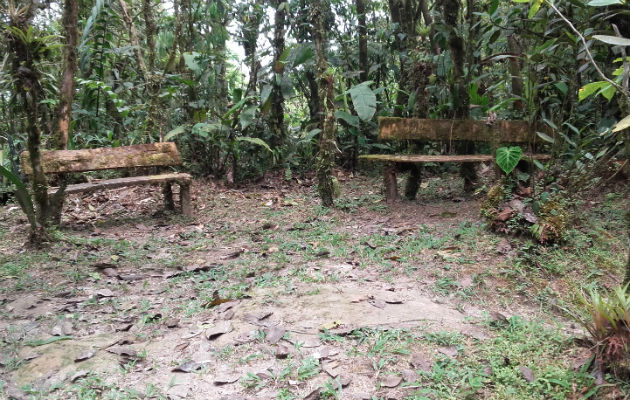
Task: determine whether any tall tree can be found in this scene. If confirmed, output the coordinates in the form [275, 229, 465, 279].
[312, 0, 337, 207]
[53, 0, 79, 150]
[270, 0, 287, 148]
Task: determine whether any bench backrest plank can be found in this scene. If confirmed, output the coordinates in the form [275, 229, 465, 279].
[378, 117, 536, 143]
[20, 142, 182, 175]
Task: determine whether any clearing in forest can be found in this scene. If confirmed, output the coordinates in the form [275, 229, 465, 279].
[0, 173, 627, 399]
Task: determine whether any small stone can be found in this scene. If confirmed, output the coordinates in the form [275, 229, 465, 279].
[519, 366, 535, 383]
[380, 375, 402, 388]
[275, 344, 290, 359]
[206, 321, 232, 340]
[401, 369, 416, 382]
[266, 326, 286, 344]
[437, 346, 459, 358]
[165, 318, 180, 328]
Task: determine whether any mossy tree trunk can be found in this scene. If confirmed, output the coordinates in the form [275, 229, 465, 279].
[439, 0, 476, 192]
[7, 2, 50, 244]
[312, 0, 337, 207]
[270, 0, 287, 149]
[353, 0, 368, 172]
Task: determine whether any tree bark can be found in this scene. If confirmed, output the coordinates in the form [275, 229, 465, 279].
[439, 0, 476, 192]
[7, 2, 50, 243]
[353, 0, 369, 172]
[312, 0, 337, 207]
[270, 0, 287, 148]
[53, 0, 79, 150]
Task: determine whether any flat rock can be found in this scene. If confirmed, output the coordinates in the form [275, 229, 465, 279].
[265, 326, 286, 344]
[206, 321, 232, 340]
[380, 375, 402, 388]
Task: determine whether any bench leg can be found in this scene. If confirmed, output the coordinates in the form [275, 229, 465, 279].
[404, 164, 422, 200]
[180, 182, 192, 217]
[163, 183, 175, 211]
[384, 162, 400, 203]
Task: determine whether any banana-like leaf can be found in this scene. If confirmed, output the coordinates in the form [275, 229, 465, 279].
[613, 115, 630, 132]
[236, 137, 272, 153]
[0, 165, 36, 225]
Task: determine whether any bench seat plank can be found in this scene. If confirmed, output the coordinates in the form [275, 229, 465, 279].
[359, 153, 551, 163]
[49, 173, 192, 195]
[21, 142, 182, 175]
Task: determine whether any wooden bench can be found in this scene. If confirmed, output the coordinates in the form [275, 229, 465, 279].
[20, 142, 193, 217]
[359, 117, 551, 202]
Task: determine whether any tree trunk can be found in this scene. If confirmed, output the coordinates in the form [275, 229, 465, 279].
[440, 0, 476, 192]
[270, 0, 287, 148]
[241, 1, 263, 96]
[353, 0, 369, 172]
[312, 0, 337, 207]
[7, 2, 50, 243]
[53, 0, 79, 150]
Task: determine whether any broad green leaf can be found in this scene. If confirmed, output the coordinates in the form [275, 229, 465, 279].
[334, 111, 360, 127]
[183, 52, 201, 72]
[511, 0, 530, 3]
[223, 96, 254, 119]
[236, 137, 272, 153]
[495, 146, 523, 175]
[612, 115, 630, 132]
[536, 131, 555, 143]
[599, 84, 616, 101]
[164, 125, 187, 141]
[0, 165, 36, 225]
[587, 0, 623, 6]
[260, 84, 273, 106]
[348, 82, 376, 122]
[554, 82, 568, 95]
[528, 0, 543, 18]
[593, 35, 630, 47]
[239, 105, 257, 130]
[292, 44, 314, 67]
[578, 81, 608, 101]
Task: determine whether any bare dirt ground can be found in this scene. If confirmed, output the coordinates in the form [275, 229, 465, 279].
[0, 171, 626, 399]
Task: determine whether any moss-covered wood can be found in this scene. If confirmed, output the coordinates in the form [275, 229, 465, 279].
[51, 172, 191, 195]
[20, 142, 183, 175]
[359, 153, 551, 163]
[377, 117, 540, 143]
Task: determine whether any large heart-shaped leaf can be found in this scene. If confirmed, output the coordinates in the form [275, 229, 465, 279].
[348, 81, 376, 122]
[496, 146, 523, 174]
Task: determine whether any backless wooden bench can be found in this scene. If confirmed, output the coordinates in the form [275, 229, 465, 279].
[20, 142, 193, 217]
[359, 117, 551, 202]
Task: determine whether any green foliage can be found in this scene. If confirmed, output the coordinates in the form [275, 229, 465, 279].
[572, 285, 630, 371]
[495, 146, 523, 175]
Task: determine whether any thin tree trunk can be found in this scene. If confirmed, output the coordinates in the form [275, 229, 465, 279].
[270, 0, 287, 148]
[53, 0, 79, 150]
[353, 0, 369, 172]
[312, 0, 337, 207]
[439, 0, 475, 191]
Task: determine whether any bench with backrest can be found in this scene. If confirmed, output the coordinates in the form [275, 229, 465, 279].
[20, 142, 192, 217]
[359, 117, 551, 202]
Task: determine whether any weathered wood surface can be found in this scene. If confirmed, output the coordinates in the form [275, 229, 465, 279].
[378, 117, 541, 143]
[48, 173, 191, 195]
[359, 153, 551, 163]
[21, 142, 182, 174]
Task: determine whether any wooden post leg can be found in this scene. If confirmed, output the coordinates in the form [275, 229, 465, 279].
[163, 183, 175, 211]
[180, 182, 192, 217]
[384, 161, 399, 203]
